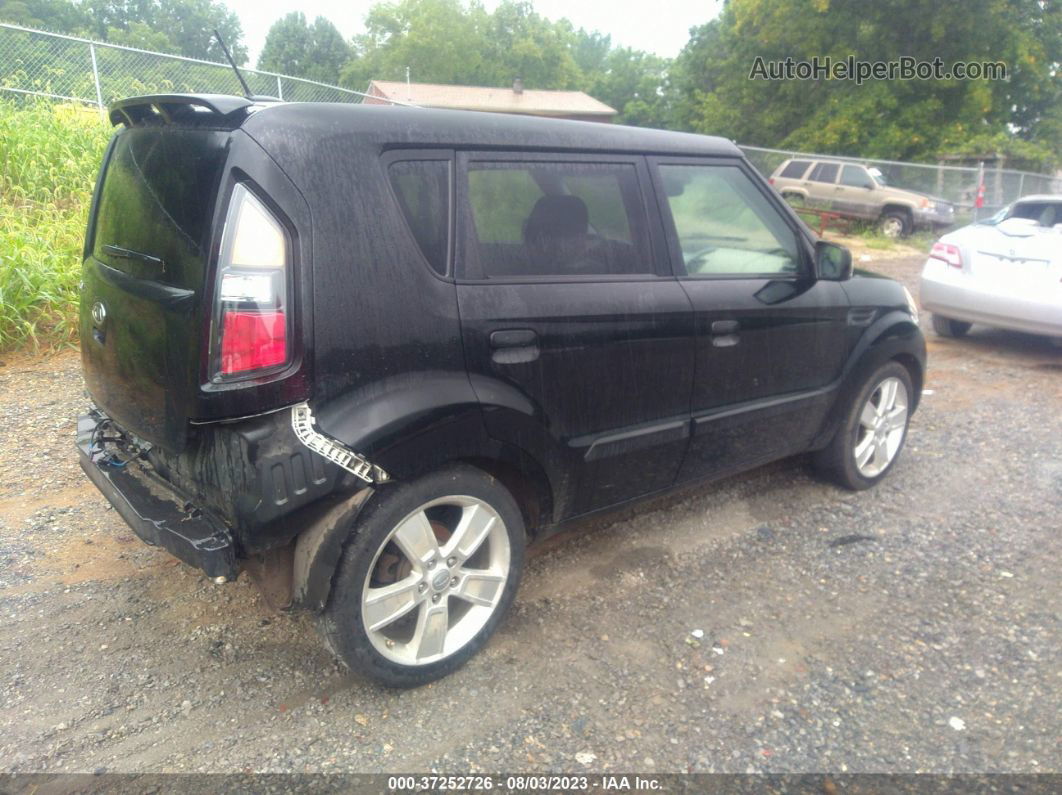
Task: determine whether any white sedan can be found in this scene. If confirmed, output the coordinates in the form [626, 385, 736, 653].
[920, 196, 1062, 340]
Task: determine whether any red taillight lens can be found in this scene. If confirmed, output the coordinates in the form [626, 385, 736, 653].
[212, 184, 290, 379]
[929, 242, 963, 269]
[220, 310, 287, 374]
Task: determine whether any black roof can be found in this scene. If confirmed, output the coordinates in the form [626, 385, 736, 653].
[242, 101, 740, 158]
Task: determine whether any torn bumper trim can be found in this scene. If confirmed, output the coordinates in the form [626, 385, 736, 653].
[291, 402, 389, 485]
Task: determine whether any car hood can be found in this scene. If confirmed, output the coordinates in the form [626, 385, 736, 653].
[886, 186, 949, 206]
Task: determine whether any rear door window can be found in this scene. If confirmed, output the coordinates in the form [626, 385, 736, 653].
[460, 160, 652, 279]
[808, 162, 840, 183]
[388, 159, 451, 275]
[780, 160, 812, 179]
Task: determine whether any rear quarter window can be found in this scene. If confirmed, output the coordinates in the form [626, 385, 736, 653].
[388, 159, 451, 275]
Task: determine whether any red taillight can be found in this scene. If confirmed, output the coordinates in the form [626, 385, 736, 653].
[768, 177, 775, 185]
[220, 310, 286, 375]
[929, 242, 963, 269]
[212, 183, 290, 379]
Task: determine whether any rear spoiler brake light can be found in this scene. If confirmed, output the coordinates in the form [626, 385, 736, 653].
[108, 94, 256, 127]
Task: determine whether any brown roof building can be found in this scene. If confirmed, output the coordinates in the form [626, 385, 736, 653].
[363, 79, 616, 123]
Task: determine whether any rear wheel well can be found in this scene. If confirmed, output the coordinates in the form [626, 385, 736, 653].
[457, 456, 552, 539]
[892, 352, 923, 405]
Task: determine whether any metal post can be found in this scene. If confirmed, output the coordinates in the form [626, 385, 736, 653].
[276, 75, 283, 100]
[1016, 172, 1025, 201]
[89, 43, 104, 120]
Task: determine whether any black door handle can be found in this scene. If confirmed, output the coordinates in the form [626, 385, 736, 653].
[710, 320, 739, 335]
[490, 329, 538, 348]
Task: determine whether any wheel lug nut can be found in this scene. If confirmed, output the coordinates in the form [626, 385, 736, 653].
[450, 577, 459, 588]
[432, 593, 440, 603]
[426, 558, 436, 569]
[418, 582, 427, 593]
[447, 557, 456, 567]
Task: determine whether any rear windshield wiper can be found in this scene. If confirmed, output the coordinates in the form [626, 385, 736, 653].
[102, 245, 165, 271]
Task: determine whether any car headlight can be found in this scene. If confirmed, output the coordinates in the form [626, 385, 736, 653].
[903, 286, 920, 326]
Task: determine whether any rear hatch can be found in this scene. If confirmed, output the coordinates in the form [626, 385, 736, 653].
[81, 123, 229, 451]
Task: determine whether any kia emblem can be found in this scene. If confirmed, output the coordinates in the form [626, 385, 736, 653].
[91, 301, 107, 326]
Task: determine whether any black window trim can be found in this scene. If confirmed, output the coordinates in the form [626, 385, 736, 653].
[381, 148, 455, 282]
[454, 150, 670, 285]
[648, 154, 816, 282]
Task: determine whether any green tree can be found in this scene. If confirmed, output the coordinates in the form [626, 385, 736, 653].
[0, 0, 89, 31]
[587, 47, 672, 127]
[671, 0, 1061, 166]
[82, 0, 248, 63]
[259, 12, 351, 83]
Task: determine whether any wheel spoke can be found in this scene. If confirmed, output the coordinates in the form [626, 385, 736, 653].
[392, 510, 439, 567]
[886, 406, 908, 433]
[872, 437, 891, 471]
[412, 602, 449, 660]
[860, 401, 878, 429]
[444, 503, 496, 562]
[879, 379, 898, 413]
[363, 575, 422, 632]
[855, 433, 875, 469]
[454, 569, 506, 607]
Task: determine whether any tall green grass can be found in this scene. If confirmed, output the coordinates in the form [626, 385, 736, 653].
[1, 100, 111, 348]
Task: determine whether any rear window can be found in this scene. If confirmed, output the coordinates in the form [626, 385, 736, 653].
[808, 162, 840, 183]
[779, 160, 811, 179]
[388, 160, 450, 275]
[91, 128, 228, 282]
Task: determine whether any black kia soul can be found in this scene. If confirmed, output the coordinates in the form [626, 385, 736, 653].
[78, 94, 926, 687]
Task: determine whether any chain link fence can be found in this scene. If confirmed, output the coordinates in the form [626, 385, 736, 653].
[0, 22, 386, 115]
[741, 144, 1061, 219]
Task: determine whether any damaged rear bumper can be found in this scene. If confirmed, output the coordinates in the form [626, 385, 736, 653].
[76, 411, 237, 580]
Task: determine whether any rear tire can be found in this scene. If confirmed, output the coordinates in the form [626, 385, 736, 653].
[814, 362, 913, 491]
[879, 210, 910, 238]
[320, 464, 525, 688]
[931, 314, 972, 338]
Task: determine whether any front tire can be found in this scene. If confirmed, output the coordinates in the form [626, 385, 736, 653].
[321, 465, 525, 687]
[879, 210, 910, 238]
[931, 314, 972, 338]
[814, 362, 913, 490]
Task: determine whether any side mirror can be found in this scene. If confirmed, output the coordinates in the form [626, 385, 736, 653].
[815, 240, 853, 281]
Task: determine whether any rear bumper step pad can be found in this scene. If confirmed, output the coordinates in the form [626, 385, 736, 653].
[76, 413, 237, 580]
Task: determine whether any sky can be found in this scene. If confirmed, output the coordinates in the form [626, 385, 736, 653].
[226, 0, 720, 69]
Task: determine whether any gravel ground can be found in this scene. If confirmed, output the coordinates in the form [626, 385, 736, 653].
[0, 252, 1059, 775]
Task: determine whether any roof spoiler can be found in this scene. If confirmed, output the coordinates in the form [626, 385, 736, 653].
[108, 94, 267, 127]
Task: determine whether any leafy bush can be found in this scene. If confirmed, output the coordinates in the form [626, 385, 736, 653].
[0, 100, 111, 348]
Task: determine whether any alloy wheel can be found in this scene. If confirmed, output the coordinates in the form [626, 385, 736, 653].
[880, 217, 904, 238]
[853, 376, 909, 478]
[361, 496, 510, 666]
